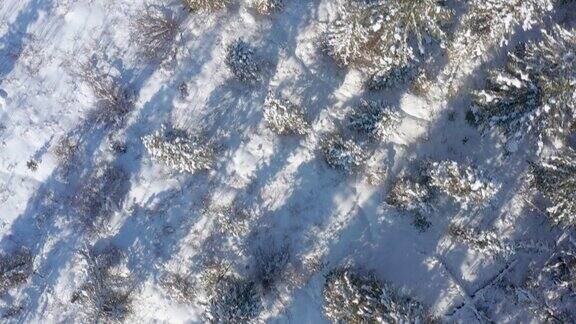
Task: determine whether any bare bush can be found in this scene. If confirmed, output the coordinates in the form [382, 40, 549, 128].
[182, 0, 231, 12]
[204, 275, 261, 323]
[82, 69, 134, 126]
[225, 39, 262, 84]
[254, 244, 290, 292]
[53, 135, 80, 167]
[72, 245, 134, 322]
[74, 164, 129, 230]
[0, 249, 33, 295]
[132, 5, 180, 62]
[143, 125, 215, 173]
[263, 96, 309, 135]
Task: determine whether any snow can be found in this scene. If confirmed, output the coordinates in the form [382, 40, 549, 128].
[0, 0, 574, 323]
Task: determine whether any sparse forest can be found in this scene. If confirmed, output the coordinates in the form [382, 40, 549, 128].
[0, 0, 575, 322]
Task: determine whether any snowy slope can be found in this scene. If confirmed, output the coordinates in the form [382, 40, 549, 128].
[0, 0, 574, 323]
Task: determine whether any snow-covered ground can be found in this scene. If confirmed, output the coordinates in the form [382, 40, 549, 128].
[0, 0, 574, 323]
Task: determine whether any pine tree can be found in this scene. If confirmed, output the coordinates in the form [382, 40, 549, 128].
[448, 224, 510, 256]
[521, 239, 576, 322]
[387, 175, 433, 231]
[143, 126, 214, 173]
[226, 39, 262, 84]
[348, 99, 401, 139]
[325, 0, 452, 77]
[263, 96, 309, 135]
[531, 148, 576, 229]
[321, 134, 366, 173]
[427, 160, 498, 208]
[323, 268, 430, 324]
[472, 26, 576, 151]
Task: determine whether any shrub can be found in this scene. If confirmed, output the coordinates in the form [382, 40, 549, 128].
[72, 245, 134, 322]
[182, 0, 231, 12]
[348, 99, 401, 139]
[251, 0, 284, 15]
[225, 39, 262, 84]
[53, 135, 80, 167]
[132, 5, 180, 62]
[0, 249, 33, 295]
[263, 96, 309, 135]
[323, 268, 430, 324]
[83, 70, 134, 126]
[143, 125, 214, 173]
[321, 134, 366, 173]
[75, 164, 129, 230]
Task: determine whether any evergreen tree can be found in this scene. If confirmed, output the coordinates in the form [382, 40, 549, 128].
[321, 134, 366, 173]
[427, 160, 498, 208]
[143, 126, 214, 173]
[348, 99, 401, 139]
[325, 0, 452, 77]
[531, 148, 576, 229]
[323, 268, 430, 324]
[472, 26, 576, 150]
[263, 96, 309, 135]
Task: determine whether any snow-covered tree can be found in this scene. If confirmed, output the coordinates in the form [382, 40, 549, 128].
[182, 0, 231, 12]
[132, 5, 180, 62]
[520, 240, 576, 322]
[448, 224, 510, 256]
[531, 148, 576, 229]
[387, 175, 433, 231]
[462, 0, 553, 50]
[427, 160, 498, 208]
[0, 249, 33, 295]
[226, 39, 262, 84]
[205, 275, 261, 323]
[348, 99, 401, 139]
[323, 268, 431, 324]
[325, 0, 452, 77]
[321, 134, 366, 172]
[471, 26, 576, 151]
[251, 0, 284, 15]
[143, 126, 214, 173]
[263, 96, 309, 135]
